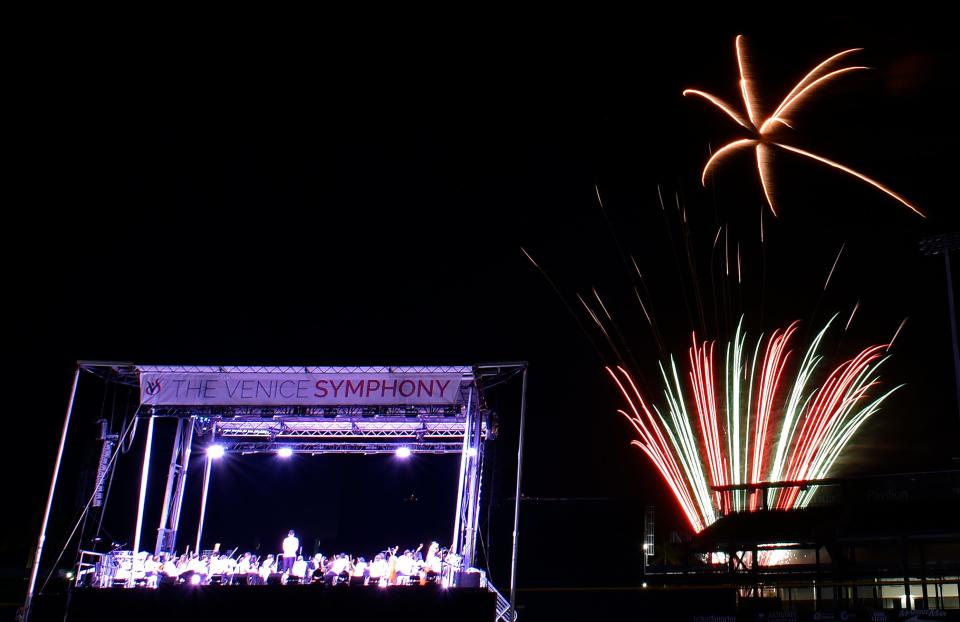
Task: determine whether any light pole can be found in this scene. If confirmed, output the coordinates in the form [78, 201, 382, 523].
[919, 232, 960, 429]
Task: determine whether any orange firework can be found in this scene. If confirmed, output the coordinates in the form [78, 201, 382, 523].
[684, 35, 924, 217]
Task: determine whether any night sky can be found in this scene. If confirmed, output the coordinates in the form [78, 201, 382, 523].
[6, 10, 959, 594]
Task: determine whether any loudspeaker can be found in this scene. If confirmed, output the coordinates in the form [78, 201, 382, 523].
[454, 571, 481, 588]
[266, 572, 283, 585]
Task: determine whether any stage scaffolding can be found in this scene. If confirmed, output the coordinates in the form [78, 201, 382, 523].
[24, 362, 528, 622]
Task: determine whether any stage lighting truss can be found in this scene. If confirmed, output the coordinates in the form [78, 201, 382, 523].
[212, 414, 481, 443]
[152, 405, 486, 454]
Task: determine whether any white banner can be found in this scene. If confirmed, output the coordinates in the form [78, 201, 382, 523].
[139, 372, 464, 406]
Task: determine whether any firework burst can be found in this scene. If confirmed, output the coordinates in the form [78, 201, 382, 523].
[684, 35, 924, 218]
[609, 316, 900, 532]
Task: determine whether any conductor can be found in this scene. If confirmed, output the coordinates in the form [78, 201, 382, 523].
[281, 530, 299, 575]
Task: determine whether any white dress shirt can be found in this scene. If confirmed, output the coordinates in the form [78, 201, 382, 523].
[282, 536, 299, 557]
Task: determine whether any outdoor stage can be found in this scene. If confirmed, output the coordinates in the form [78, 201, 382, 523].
[23, 363, 528, 622]
[30, 585, 495, 622]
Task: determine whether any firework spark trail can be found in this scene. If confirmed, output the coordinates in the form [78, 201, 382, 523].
[777, 344, 889, 508]
[592, 287, 646, 377]
[684, 35, 924, 217]
[613, 316, 897, 532]
[520, 247, 608, 362]
[749, 323, 798, 508]
[795, 381, 901, 507]
[656, 186, 698, 331]
[678, 193, 710, 334]
[689, 338, 727, 506]
[763, 48, 864, 128]
[767, 319, 836, 498]
[659, 359, 716, 526]
[628, 256, 667, 356]
[578, 293, 626, 366]
[844, 301, 860, 333]
[823, 243, 846, 291]
[609, 367, 707, 531]
[888, 317, 909, 351]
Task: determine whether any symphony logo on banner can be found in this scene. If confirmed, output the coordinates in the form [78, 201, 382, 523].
[145, 379, 162, 396]
[139, 372, 464, 406]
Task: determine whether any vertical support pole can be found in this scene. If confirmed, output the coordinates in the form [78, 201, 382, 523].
[814, 547, 821, 611]
[451, 388, 473, 557]
[920, 544, 928, 608]
[129, 415, 155, 587]
[463, 390, 484, 567]
[196, 445, 214, 553]
[131, 416, 155, 558]
[509, 366, 528, 622]
[943, 250, 960, 427]
[156, 418, 183, 554]
[169, 418, 195, 539]
[23, 366, 80, 622]
[902, 536, 911, 611]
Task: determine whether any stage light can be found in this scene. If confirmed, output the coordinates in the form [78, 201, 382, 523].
[642, 582, 648, 588]
[466, 447, 478, 457]
[190, 574, 202, 585]
[208, 444, 225, 459]
[277, 447, 293, 458]
[395, 446, 411, 459]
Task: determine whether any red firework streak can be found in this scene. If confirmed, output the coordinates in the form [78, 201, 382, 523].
[612, 318, 896, 532]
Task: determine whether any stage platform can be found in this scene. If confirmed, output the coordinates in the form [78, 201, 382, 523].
[30, 585, 496, 622]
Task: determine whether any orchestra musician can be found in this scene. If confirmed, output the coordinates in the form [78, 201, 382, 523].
[394, 550, 414, 584]
[259, 554, 276, 583]
[223, 554, 238, 580]
[236, 552, 252, 584]
[331, 553, 350, 577]
[307, 553, 324, 582]
[386, 547, 399, 585]
[411, 543, 425, 581]
[281, 530, 299, 576]
[162, 555, 179, 579]
[291, 555, 307, 583]
[368, 554, 388, 585]
[424, 542, 441, 583]
[144, 554, 159, 588]
[352, 557, 368, 581]
[90, 539, 451, 590]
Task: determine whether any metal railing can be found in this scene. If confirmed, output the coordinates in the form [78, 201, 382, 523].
[487, 581, 517, 621]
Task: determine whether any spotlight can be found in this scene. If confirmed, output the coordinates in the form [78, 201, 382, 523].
[190, 574, 202, 585]
[395, 446, 411, 459]
[466, 447, 478, 457]
[208, 444, 225, 459]
[277, 447, 293, 458]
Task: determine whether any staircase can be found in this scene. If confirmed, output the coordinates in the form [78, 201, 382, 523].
[487, 581, 516, 621]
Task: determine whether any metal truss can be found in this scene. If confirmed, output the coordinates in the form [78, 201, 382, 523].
[136, 365, 475, 375]
[212, 416, 482, 439]
[217, 440, 465, 455]
[146, 404, 467, 418]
